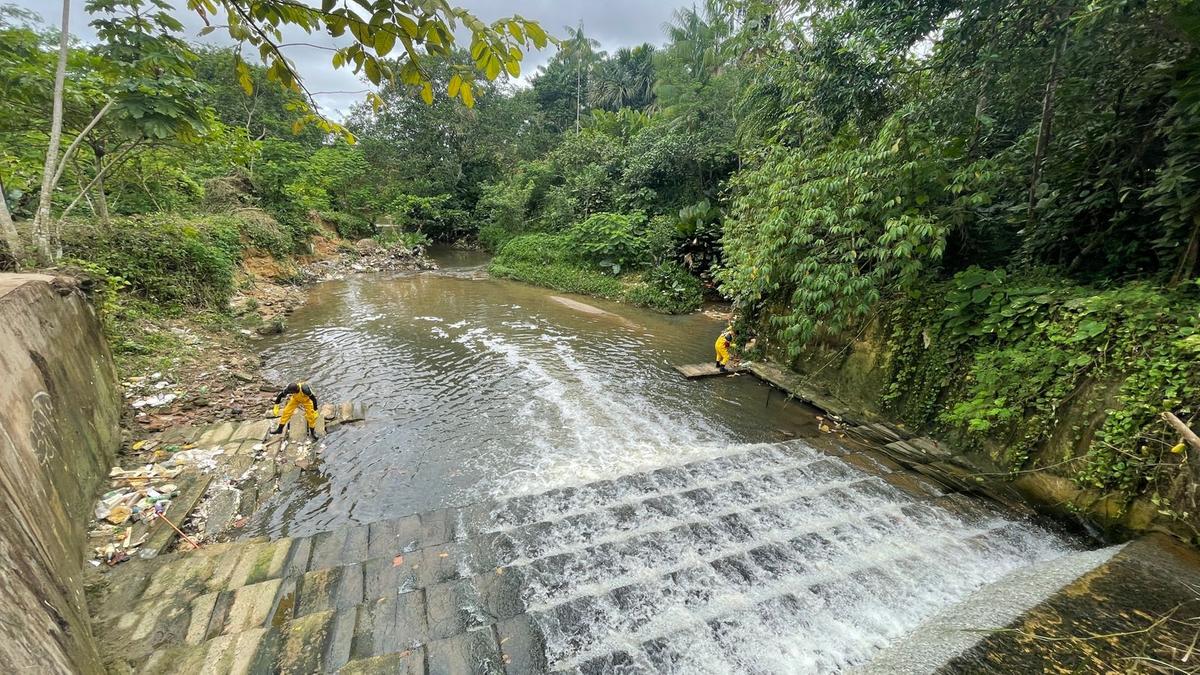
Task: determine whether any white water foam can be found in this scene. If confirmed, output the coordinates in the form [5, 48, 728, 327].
[482, 444, 1076, 674]
[451, 320, 731, 498]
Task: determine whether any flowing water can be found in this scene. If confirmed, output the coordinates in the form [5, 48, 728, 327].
[256, 248, 1081, 673]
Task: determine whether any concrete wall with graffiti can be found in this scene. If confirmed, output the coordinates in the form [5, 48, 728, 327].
[0, 274, 120, 673]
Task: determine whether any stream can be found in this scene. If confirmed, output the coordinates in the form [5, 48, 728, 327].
[253, 247, 1081, 673]
[255, 248, 824, 536]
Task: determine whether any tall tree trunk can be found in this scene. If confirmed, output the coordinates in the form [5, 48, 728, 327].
[576, 58, 582, 133]
[31, 0, 71, 265]
[1026, 24, 1070, 227]
[91, 142, 110, 227]
[1170, 216, 1200, 287]
[0, 177, 21, 265]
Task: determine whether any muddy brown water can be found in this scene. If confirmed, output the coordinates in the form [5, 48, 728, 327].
[247, 249, 1096, 673]
[253, 248, 822, 538]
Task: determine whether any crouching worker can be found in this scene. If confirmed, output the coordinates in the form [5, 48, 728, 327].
[271, 381, 320, 440]
[714, 326, 737, 371]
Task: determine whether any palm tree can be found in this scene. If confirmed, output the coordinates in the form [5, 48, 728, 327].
[589, 44, 656, 112]
[661, 2, 731, 86]
[559, 22, 602, 132]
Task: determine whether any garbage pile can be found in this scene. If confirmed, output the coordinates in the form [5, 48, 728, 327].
[302, 239, 436, 279]
[125, 372, 182, 411]
[88, 446, 226, 567]
[92, 469, 180, 567]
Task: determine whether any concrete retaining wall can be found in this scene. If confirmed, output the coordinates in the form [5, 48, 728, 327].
[769, 316, 1186, 539]
[0, 274, 120, 673]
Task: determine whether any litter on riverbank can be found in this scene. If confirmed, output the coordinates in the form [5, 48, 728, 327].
[86, 402, 368, 568]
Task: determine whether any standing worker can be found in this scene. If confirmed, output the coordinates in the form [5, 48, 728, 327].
[271, 381, 320, 440]
[714, 326, 737, 371]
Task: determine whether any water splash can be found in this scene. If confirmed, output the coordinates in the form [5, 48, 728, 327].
[483, 443, 1075, 674]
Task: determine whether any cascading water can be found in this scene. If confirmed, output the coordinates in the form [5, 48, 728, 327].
[479, 443, 1074, 673]
[256, 251, 1081, 672]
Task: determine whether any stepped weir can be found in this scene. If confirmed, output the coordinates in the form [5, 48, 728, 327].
[90, 438, 1154, 674]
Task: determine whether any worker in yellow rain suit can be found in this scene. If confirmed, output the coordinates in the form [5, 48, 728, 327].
[271, 381, 320, 440]
[714, 326, 736, 371]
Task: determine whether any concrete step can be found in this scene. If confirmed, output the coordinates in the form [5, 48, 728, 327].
[93, 440, 1080, 673]
[129, 569, 533, 673]
[853, 543, 1128, 674]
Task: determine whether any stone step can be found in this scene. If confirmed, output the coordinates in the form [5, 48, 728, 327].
[122, 509, 1040, 675]
[94, 444, 833, 626]
[94, 439, 1052, 673]
[485, 442, 820, 531]
[92, 441, 966, 642]
[531, 517, 1033, 670]
[129, 565, 530, 674]
[541, 520, 1033, 672]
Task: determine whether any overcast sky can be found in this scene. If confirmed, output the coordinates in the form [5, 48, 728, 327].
[10, 0, 689, 119]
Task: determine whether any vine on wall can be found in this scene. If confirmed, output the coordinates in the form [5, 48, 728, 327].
[880, 267, 1200, 500]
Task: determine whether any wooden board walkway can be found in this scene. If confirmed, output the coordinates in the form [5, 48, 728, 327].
[674, 362, 746, 379]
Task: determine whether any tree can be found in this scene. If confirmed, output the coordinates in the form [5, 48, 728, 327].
[22, 0, 207, 262]
[559, 22, 603, 131]
[12, 0, 551, 265]
[589, 44, 656, 111]
[191, 46, 324, 146]
[30, 0, 70, 263]
[346, 52, 553, 226]
[188, 0, 549, 123]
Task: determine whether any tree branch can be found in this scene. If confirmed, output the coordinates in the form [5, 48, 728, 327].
[1164, 412, 1200, 453]
[58, 140, 142, 221]
[49, 99, 114, 192]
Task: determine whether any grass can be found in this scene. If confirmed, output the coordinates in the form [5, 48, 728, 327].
[489, 233, 703, 314]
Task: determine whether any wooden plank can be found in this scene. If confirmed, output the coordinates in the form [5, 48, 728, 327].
[674, 363, 745, 379]
[142, 472, 213, 556]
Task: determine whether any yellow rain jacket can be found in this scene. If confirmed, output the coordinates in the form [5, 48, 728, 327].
[715, 330, 735, 366]
[275, 381, 319, 429]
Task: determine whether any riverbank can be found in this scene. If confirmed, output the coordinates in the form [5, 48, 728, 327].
[66, 229, 433, 436]
[70, 226, 435, 564]
[745, 282, 1200, 544]
[488, 229, 706, 315]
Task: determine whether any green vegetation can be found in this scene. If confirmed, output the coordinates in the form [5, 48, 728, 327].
[3, 0, 1200, 516]
[696, 0, 1200, 510]
[882, 270, 1200, 495]
[63, 215, 241, 309]
[490, 231, 703, 314]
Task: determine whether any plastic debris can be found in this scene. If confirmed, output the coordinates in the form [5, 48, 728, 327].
[105, 505, 132, 525]
[131, 393, 178, 409]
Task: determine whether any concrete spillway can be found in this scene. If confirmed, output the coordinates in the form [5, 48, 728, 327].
[88, 439, 1147, 673]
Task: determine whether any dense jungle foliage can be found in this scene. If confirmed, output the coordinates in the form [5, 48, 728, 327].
[3, 0, 1200, 507]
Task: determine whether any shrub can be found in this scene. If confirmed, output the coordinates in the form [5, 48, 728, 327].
[491, 259, 627, 299]
[61, 215, 242, 310]
[320, 210, 374, 240]
[265, 201, 315, 249]
[478, 223, 519, 252]
[490, 233, 625, 298]
[378, 229, 431, 249]
[626, 262, 705, 314]
[208, 210, 292, 254]
[492, 233, 703, 314]
[493, 232, 578, 266]
[390, 194, 468, 241]
[644, 215, 681, 264]
[569, 212, 650, 274]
